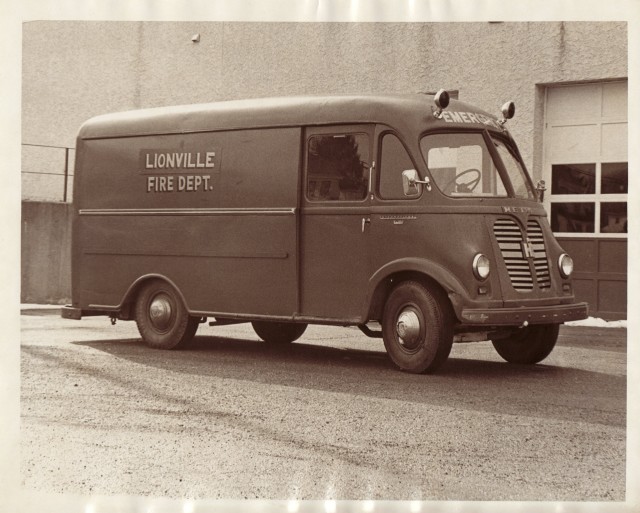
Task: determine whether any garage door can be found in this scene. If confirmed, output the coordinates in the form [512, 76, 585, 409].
[543, 81, 627, 320]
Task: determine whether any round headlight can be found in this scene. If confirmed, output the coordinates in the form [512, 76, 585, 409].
[473, 253, 491, 280]
[559, 253, 574, 278]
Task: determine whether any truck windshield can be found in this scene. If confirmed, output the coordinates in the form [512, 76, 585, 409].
[490, 135, 535, 200]
[420, 132, 533, 199]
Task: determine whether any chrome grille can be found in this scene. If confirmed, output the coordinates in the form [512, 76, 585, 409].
[526, 219, 551, 289]
[493, 218, 552, 292]
[493, 219, 533, 291]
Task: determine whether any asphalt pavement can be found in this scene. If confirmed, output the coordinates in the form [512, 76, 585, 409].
[19, 304, 629, 508]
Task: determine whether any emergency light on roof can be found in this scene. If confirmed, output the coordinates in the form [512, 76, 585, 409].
[432, 89, 450, 119]
[499, 101, 516, 126]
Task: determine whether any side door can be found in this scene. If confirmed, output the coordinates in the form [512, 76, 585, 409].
[299, 125, 373, 322]
[370, 127, 426, 275]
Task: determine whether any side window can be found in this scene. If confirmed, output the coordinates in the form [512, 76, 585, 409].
[307, 133, 369, 201]
[378, 133, 415, 200]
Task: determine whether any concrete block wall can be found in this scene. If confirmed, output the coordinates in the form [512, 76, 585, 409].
[21, 202, 72, 304]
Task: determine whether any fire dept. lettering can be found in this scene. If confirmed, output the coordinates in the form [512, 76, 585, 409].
[146, 174, 212, 193]
[147, 175, 213, 192]
[140, 148, 218, 193]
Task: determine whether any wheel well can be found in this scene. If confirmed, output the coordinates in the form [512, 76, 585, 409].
[118, 275, 183, 321]
[367, 271, 454, 322]
[118, 282, 145, 321]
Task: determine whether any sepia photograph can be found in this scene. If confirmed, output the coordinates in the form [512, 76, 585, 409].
[3, 1, 638, 512]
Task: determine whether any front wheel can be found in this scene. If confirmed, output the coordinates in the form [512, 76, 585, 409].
[382, 281, 453, 374]
[491, 324, 560, 364]
[134, 279, 199, 349]
[252, 321, 307, 344]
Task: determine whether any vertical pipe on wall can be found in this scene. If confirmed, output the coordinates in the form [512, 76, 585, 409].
[63, 147, 69, 203]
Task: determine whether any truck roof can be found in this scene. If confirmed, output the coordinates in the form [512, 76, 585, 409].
[78, 94, 504, 140]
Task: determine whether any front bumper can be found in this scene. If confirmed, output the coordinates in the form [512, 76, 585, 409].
[460, 301, 588, 326]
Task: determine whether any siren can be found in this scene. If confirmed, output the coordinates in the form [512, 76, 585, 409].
[432, 89, 450, 119]
[499, 101, 515, 126]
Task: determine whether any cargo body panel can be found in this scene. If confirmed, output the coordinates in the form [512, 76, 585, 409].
[72, 126, 301, 317]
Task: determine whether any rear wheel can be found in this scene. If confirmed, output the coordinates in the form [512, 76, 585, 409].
[382, 281, 453, 374]
[491, 324, 560, 364]
[252, 321, 307, 344]
[134, 279, 199, 349]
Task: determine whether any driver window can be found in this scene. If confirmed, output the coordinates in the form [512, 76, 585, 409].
[421, 133, 508, 197]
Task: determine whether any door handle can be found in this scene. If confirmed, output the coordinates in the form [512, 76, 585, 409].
[362, 217, 371, 233]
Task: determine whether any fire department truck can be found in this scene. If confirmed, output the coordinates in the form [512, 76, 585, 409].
[62, 91, 588, 373]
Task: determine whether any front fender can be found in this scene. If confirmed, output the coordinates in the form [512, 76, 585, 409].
[363, 257, 474, 321]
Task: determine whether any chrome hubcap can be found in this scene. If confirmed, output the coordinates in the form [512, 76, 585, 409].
[396, 308, 422, 349]
[149, 295, 173, 331]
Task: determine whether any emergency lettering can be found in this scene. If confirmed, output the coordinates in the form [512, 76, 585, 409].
[441, 110, 501, 129]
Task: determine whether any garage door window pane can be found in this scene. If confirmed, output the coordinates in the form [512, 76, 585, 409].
[601, 162, 628, 194]
[551, 164, 595, 194]
[601, 202, 627, 233]
[551, 202, 595, 233]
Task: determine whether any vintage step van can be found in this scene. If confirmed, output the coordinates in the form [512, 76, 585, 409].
[62, 92, 588, 373]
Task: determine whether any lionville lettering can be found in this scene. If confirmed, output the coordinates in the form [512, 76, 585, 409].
[145, 151, 216, 170]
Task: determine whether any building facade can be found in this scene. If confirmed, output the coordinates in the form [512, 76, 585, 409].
[21, 21, 628, 318]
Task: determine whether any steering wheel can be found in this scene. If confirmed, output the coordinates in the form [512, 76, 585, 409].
[444, 168, 481, 193]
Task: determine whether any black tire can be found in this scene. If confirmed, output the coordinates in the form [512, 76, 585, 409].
[134, 279, 199, 349]
[382, 281, 453, 374]
[252, 321, 307, 344]
[491, 324, 559, 364]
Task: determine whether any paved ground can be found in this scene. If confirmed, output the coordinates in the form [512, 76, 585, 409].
[19, 308, 628, 508]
